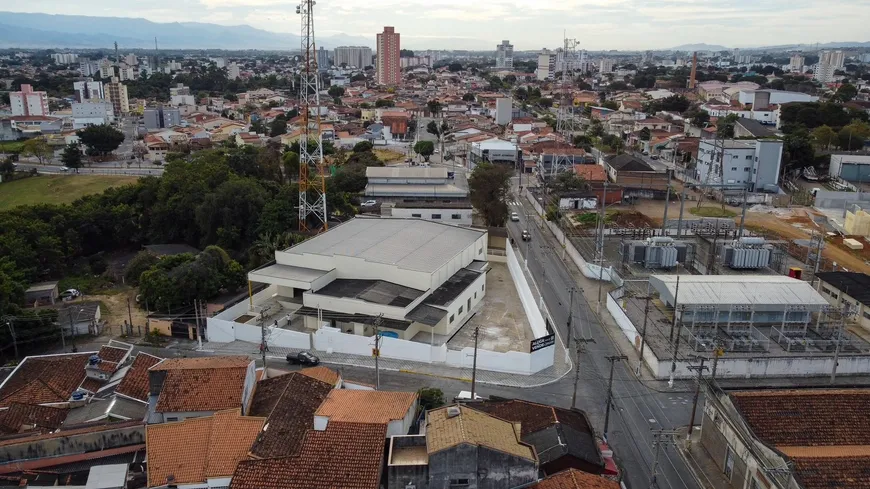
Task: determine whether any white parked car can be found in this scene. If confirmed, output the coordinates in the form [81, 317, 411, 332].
[510, 212, 520, 222]
[59, 166, 70, 172]
[360, 200, 377, 207]
[60, 289, 82, 300]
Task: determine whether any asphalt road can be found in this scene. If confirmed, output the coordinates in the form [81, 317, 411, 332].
[506, 179, 701, 489]
[14, 162, 163, 176]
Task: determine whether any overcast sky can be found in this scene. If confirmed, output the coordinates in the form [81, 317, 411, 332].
[8, 0, 870, 50]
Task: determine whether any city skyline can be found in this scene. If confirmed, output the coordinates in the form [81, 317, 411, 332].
[3, 0, 870, 51]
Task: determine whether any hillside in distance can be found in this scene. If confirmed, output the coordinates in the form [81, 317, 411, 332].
[0, 11, 372, 50]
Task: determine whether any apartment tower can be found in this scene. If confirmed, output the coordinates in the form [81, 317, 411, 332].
[496, 40, 514, 69]
[376, 27, 401, 85]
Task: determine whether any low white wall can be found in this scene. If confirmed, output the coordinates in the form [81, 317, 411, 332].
[445, 346, 533, 375]
[607, 289, 662, 377]
[506, 244, 548, 339]
[206, 317, 311, 349]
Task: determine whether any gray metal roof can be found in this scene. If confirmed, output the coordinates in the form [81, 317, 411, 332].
[85, 463, 129, 489]
[649, 275, 829, 308]
[250, 263, 332, 282]
[286, 218, 485, 273]
[364, 183, 468, 198]
[405, 304, 448, 326]
[366, 167, 448, 179]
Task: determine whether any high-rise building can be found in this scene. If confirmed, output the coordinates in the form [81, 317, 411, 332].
[73, 79, 105, 102]
[124, 53, 138, 66]
[820, 50, 845, 69]
[788, 54, 805, 72]
[99, 59, 115, 79]
[376, 27, 401, 85]
[495, 40, 513, 69]
[536, 49, 556, 81]
[106, 77, 129, 117]
[118, 65, 137, 82]
[227, 63, 241, 80]
[333, 46, 373, 69]
[52, 53, 79, 64]
[79, 60, 100, 77]
[10, 84, 49, 116]
[316, 47, 330, 72]
[813, 63, 838, 83]
[599, 58, 615, 73]
[72, 100, 115, 129]
[144, 106, 182, 130]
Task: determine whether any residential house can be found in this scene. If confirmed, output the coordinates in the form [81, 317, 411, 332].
[146, 409, 265, 489]
[530, 469, 620, 489]
[574, 164, 608, 184]
[604, 154, 670, 194]
[314, 390, 418, 437]
[469, 138, 521, 168]
[143, 134, 170, 162]
[24, 281, 58, 306]
[381, 111, 410, 139]
[56, 300, 102, 337]
[243, 218, 489, 342]
[147, 356, 256, 423]
[235, 132, 265, 147]
[700, 386, 870, 489]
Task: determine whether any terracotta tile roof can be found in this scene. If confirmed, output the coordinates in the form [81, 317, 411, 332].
[0, 420, 142, 447]
[473, 400, 596, 438]
[116, 353, 163, 402]
[298, 366, 340, 386]
[154, 366, 248, 413]
[426, 404, 536, 461]
[315, 390, 416, 424]
[0, 403, 67, 435]
[0, 354, 92, 408]
[146, 409, 265, 486]
[791, 456, 870, 488]
[730, 389, 870, 447]
[532, 469, 620, 489]
[248, 373, 332, 459]
[230, 422, 387, 489]
[150, 356, 250, 371]
[97, 346, 129, 364]
[78, 377, 104, 394]
[779, 445, 870, 458]
[574, 165, 607, 182]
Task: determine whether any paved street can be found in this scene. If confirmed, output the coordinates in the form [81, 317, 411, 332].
[14, 161, 164, 176]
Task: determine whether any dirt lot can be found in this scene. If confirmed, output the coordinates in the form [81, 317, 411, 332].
[623, 199, 870, 275]
[86, 287, 149, 336]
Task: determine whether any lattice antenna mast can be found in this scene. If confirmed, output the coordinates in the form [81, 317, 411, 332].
[296, 0, 327, 232]
[552, 36, 579, 179]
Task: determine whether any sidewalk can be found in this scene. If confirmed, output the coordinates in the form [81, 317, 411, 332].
[203, 340, 571, 388]
[674, 426, 732, 489]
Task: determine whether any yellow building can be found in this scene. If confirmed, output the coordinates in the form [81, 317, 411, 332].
[845, 207, 870, 237]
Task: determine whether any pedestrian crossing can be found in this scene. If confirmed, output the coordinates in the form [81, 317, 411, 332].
[508, 201, 521, 206]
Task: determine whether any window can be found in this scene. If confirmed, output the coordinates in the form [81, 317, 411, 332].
[724, 447, 735, 480]
[467, 298, 471, 311]
[411, 213, 422, 218]
[452, 214, 462, 219]
[432, 213, 442, 219]
[166, 417, 179, 422]
[474, 292, 477, 299]
[743, 167, 749, 172]
[746, 155, 753, 160]
[863, 310, 870, 320]
[449, 479, 470, 488]
[731, 167, 737, 171]
[478, 247, 483, 254]
[458, 306, 464, 314]
[449, 314, 454, 323]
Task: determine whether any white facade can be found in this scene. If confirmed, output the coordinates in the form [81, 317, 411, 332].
[700, 104, 776, 124]
[52, 53, 79, 64]
[390, 206, 473, 226]
[333, 46, 373, 69]
[10, 84, 49, 117]
[227, 63, 241, 80]
[72, 101, 115, 129]
[495, 97, 512, 125]
[495, 40, 513, 69]
[813, 63, 838, 83]
[99, 61, 115, 79]
[736, 89, 818, 107]
[170, 94, 196, 106]
[73, 79, 104, 102]
[536, 49, 556, 80]
[696, 139, 784, 191]
[820, 50, 845, 69]
[788, 54, 805, 72]
[599, 58, 615, 73]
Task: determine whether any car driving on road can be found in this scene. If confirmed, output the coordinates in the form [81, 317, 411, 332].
[286, 351, 320, 366]
[510, 212, 519, 221]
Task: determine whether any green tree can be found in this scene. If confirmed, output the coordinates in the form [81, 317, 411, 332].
[21, 138, 53, 165]
[639, 127, 651, 141]
[124, 251, 159, 285]
[327, 85, 346, 98]
[783, 128, 815, 170]
[427, 99, 442, 116]
[413, 140, 435, 161]
[839, 121, 870, 150]
[684, 108, 710, 127]
[76, 124, 125, 156]
[448, 62, 463, 72]
[462, 92, 476, 102]
[352, 141, 373, 153]
[468, 162, 511, 226]
[716, 113, 740, 138]
[572, 135, 593, 151]
[811, 125, 838, 149]
[61, 142, 83, 170]
[834, 83, 858, 103]
[0, 158, 14, 181]
[426, 120, 450, 155]
[269, 117, 287, 137]
[417, 387, 445, 411]
[375, 98, 395, 108]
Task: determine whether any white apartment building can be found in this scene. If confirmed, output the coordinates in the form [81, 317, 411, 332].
[536, 49, 556, 80]
[124, 53, 137, 66]
[73, 79, 104, 102]
[247, 218, 489, 341]
[209, 57, 226, 68]
[820, 50, 845, 69]
[599, 58, 615, 73]
[227, 63, 241, 80]
[813, 63, 838, 84]
[118, 66, 137, 82]
[495, 40, 513, 69]
[79, 60, 100, 77]
[99, 60, 115, 79]
[696, 139, 784, 191]
[106, 78, 129, 116]
[10, 84, 49, 117]
[52, 53, 79, 64]
[333, 46, 373, 69]
[788, 54, 805, 72]
[72, 101, 115, 129]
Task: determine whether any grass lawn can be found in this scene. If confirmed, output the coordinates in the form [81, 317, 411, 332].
[689, 206, 737, 218]
[374, 148, 406, 163]
[0, 175, 140, 210]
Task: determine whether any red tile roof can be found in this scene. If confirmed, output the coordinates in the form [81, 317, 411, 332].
[532, 469, 620, 489]
[154, 366, 248, 413]
[574, 165, 607, 182]
[0, 403, 67, 435]
[298, 366, 340, 386]
[116, 353, 163, 402]
[248, 373, 333, 459]
[230, 422, 387, 489]
[0, 354, 92, 408]
[315, 390, 416, 424]
[96, 345, 129, 364]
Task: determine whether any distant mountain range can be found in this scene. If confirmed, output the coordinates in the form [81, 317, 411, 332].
[0, 12, 373, 50]
[669, 41, 870, 52]
[668, 43, 731, 52]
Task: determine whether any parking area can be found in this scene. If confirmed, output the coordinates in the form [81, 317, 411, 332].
[447, 262, 533, 353]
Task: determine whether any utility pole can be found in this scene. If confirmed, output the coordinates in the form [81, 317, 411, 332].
[571, 337, 596, 409]
[4, 318, 18, 362]
[831, 306, 849, 383]
[687, 357, 708, 442]
[661, 172, 672, 234]
[667, 276, 681, 343]
[669, 305, 684, 389]
[68, 309, 77, 352]
[373, 314, 384, 390]
[566, 288, 576, 347]
[603, 355, 627, 438]
[596, 181, 608, 314]
[471, 326, 480, 399]
[636, 295, 651, 376]
[650, 430, 680, 487]
[710, 341, 724, 380]
[126, 298, 134, 335]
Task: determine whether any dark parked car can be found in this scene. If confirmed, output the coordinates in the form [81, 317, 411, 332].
[286, 351, 320, 366]
[522, 230, 531, 241]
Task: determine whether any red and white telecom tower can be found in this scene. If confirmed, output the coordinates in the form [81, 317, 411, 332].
[296, 0, 328, 231]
